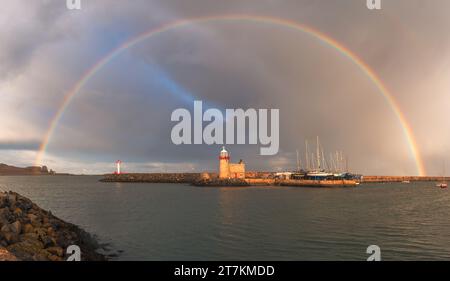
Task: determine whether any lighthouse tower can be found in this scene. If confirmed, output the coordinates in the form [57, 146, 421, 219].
[115, 160, 122, 175]
[219, 147, 230, 179]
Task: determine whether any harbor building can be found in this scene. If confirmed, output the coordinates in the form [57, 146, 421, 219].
[219, 147, 245, 179]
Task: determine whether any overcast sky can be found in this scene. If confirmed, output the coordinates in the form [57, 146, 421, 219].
[0, 0, 449, 175]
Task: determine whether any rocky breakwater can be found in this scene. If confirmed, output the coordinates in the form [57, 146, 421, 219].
[362, 176, 450, 183]
[0, 191, 105, 261]
[101, 173, 201, 183]
[192, 178, 250, 187]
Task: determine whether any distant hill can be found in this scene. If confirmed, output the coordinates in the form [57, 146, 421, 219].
[0, 163, 55, 176]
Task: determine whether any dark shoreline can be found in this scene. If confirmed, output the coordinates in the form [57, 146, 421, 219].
[0, 191, 106, 261]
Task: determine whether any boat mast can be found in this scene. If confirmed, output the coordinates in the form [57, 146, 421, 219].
[337, 151, 340, 172]
[321, 147, 327, 171]
[345, 155, 349, 173]
[329, 154, 335, 172]
[316, 136, 321, 170]
[305, 140, 309, 171]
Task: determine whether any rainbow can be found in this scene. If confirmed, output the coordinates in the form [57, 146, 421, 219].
[34, 14, 426, 176]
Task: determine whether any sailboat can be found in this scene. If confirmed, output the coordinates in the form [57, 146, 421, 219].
[436, 161, 448, 189]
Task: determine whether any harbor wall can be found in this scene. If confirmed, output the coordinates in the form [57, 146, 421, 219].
[100, 173, 449, 184]
[281, 179, 358, 187]
[100, 171, 275, 183]
[245, 172, 275, 179]
[100, 173, 202, 183]
[245, 179, 276, 185]
[362, 176, 450, 183]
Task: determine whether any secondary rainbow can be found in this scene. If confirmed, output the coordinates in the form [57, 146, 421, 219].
[34, 14, 426, 176]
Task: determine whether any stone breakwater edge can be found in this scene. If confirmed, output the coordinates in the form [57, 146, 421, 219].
[0, 191, 106, 261]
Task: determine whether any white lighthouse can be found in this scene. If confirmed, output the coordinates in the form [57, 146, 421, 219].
[115, 160, 122, 175]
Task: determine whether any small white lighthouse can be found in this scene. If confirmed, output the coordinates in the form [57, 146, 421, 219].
[115, 160, 122, 175]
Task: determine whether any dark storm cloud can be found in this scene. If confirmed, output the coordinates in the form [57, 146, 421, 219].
[0, 1, 70, 80]
[1, 0, 449, 174]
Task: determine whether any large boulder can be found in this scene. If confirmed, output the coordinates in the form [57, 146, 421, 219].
[0, 224, 8, 233]
[13, 208, 23, 217]
[27, 213, 41, 227]
[6, 238, 44, 261]
[23, 223, 34, 234]
[0, 194, 6, 207]
[0, 207, 13, 225]
[16, 198, 33, 212]
[2, 231, 19, 245]
[0, 247, 18, 261]
[6, 193, 17, 206]
[1, 221, 21, 235]
[46, 246, 64, 257]
[10, 221, 21, 234]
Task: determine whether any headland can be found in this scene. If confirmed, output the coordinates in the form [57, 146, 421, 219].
[0, 163, 55, 176]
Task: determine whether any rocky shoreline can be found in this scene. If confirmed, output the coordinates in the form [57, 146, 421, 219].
[0, 191, 106, 261]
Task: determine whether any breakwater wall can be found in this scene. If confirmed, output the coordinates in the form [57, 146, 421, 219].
[281, 179, 358, 187]
[245, 172, 275, 179]
[362, 176, 450, 183]
[101, 173, 449, 184]
[193, 178, 250, 187]
[100, 173, 203, 183]
[245, 179, 277, 186]
[100, 171, 275, 183]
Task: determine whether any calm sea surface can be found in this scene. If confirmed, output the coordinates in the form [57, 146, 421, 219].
[1, 175, 450, 261]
